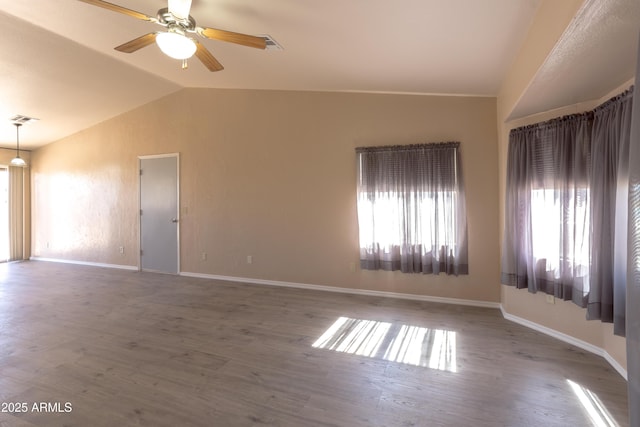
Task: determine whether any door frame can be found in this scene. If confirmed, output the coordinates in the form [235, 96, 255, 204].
[137, 153, 180, 273]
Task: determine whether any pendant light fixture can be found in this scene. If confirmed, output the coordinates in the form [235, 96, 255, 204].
[10, 122, 26, 167]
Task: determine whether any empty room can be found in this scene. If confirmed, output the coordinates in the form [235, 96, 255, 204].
[0, 0, 639, 426]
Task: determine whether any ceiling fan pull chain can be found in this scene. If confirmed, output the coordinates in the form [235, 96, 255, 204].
[182, 59, 188, 70]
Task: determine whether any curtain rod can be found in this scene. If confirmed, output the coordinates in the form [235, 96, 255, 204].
[355, 141, 460, 153]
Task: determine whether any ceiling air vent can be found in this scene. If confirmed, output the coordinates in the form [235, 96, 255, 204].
[10, 115, 39, 125]
[260, 35, 283, 51]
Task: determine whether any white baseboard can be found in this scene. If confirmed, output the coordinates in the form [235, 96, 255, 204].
[29, 257, 138, 271]
[500, 306, 628, 380]
[180, 271, 501, 309]
[603, 352, 628, 380]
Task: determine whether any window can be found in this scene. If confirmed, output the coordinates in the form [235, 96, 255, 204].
[502, 114, 593, 304]
[530, 187, 590, 287]
[355, 142, 468, 275]
[501, 87, 633, 336]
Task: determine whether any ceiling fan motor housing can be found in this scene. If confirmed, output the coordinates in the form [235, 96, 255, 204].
[157, 7, 196, 32]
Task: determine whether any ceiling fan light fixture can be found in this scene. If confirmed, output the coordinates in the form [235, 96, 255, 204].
[156, 30, 196, 60]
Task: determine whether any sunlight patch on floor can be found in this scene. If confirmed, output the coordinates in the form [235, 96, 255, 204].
[567, 379, 619, 427]
[312, 316, 457, 372]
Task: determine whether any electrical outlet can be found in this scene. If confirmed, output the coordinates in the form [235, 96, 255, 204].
[201, 252, 207, 261]
[546, 294, 555, 304]
[349, 262, 356, 272]
[247, 255, 253, 264]
[119, 246, 124, 254]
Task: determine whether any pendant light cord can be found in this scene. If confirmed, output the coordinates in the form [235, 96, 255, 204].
[14, 123, 22, 157]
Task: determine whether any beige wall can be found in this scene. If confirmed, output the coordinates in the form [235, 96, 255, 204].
[31, 88, 500, 303]
[497, 0, 628, 372]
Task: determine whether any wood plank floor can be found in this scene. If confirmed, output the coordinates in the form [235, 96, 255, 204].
[0, 261, 629, 426]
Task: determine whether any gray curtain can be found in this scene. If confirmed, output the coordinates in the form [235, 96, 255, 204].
[501, 88, 633, 336]
[501, 114, 592, 304]
[626, 31, 640, 427]
[588, 89, 634, 335]
[356, 142, 468, 275]
[8, 165, 24, 261]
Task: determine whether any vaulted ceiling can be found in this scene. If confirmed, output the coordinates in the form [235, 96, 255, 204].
[0, 0, 637, 149]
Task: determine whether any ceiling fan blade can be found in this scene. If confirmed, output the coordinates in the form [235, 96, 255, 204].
[198, 27, 266, 49]
[78, 0, 156, 22]
[194, 41, 224, 72]
[115, 33, 158, 53]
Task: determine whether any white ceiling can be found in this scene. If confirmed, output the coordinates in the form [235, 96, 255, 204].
[0, 0, 637, 150]
[509, 0, 640, 120]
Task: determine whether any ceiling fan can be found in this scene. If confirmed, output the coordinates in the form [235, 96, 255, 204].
[78, 0, 267, 71]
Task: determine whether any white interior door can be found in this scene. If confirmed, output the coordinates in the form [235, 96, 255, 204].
[139, 154, 179, 273]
